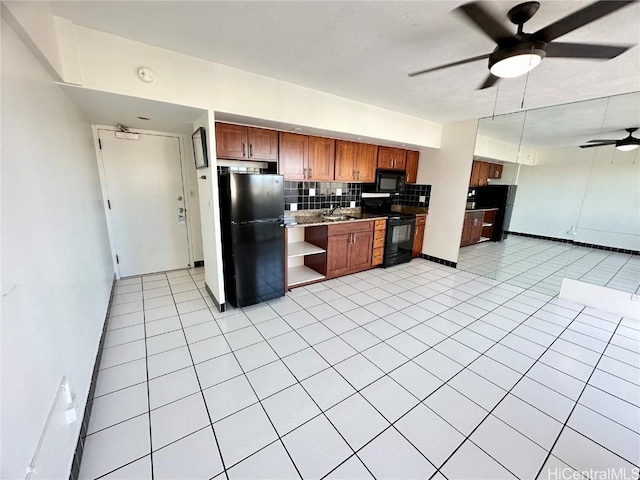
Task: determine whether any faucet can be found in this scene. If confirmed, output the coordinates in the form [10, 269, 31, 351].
[326, 204, 341, 215]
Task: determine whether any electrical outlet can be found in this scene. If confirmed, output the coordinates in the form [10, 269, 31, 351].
[419, 195, 426, 203]
[309, 188, 315, 197]
[336, 188, 342, 196]
[290, 203, 298, 211]
[350, 201, 356, 208]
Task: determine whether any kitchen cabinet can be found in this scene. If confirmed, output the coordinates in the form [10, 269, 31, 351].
[335, 141, 378, 182]
[405, 151, 419, 184]
[460, 211, 485, 247]
[489, 163, 503, 179]
[308, 136, 335, 181]
[215, 123, 278, 161]
[372, 219, 387, 266]
[326, 221, 373, 278]
[279, 133, 335, 181]
[279, 132, 309, 180]
[412, 214, 426, 258]
[377, 147, 406, 170]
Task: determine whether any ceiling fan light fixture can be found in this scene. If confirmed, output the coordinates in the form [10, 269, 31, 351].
[488, 41, 547, 78]
[616, 144, 639, 152]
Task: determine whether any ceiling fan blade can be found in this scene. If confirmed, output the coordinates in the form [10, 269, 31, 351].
[478, 73, 500, 90]
[585, 139, 617, 142]
[546, 42, 631, 59]
[580, 141, 617, 148]
[408, 54, 490, 77]
[456, 2, 513, 43]
[534, 1, 636, 42]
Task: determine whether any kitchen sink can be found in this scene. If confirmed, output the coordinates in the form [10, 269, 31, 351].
[322, 215, 351, 222]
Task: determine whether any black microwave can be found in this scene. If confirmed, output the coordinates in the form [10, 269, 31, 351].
[374, 169, 406, 193]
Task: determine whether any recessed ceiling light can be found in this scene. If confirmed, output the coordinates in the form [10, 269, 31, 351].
[137, 116, 150, 120]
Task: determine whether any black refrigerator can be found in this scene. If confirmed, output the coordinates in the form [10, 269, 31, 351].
[218, 173, 285, 308]
[474, 185, 517, 241]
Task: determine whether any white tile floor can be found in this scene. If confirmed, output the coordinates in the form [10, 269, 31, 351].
[458, 235, 640, 296]
[79, 260, 640, 480]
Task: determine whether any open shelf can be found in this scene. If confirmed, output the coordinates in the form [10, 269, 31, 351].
[288, 265, 325, 287]
[478, 237, 492, 243]
[288, 241, 326, 258]
[482, 223, 493, 227]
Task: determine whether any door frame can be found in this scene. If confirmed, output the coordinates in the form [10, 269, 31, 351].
[92, 125, 196, 279]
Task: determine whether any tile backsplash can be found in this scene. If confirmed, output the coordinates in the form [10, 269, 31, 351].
[394, 184, 431, 208]
[285, 181, 362, 211]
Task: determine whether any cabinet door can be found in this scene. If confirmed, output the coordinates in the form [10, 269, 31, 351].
[327, 234, 351, 277]
[356, 143, 378, 182]
[349, 231, 373, 271]
[248, 127, 278, 161]
[216, 123, 247, 160]
[335, 140, 357, 181]
[461, 216, 473, 246]
[378, 147, 406, 170]
[405, 151, 419, 184]
[469, 161, 480, 187]
[471, 213, 483, 243]
[489, 163, 503, 179]
[412, 224, 425, 258]
[279, 132, 308, 180]
[308, 136, 335, 181]
[478, 162, 490, 186]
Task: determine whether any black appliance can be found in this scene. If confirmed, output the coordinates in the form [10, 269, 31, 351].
[474, 185, 517, 241]
[218, 173, 285, 308]
[370, 169, 406, 194]
[361, 193, 415, 267]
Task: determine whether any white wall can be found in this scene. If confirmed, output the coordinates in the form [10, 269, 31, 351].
[193, 113, 226, 305]
[420, 120, 479, 263]
[70, 26, 442, 149]
[488, 162, 520, 186]
[1, 20, 114, 479]
[474, 134, 537, 165]
[510, 146, 640, 250]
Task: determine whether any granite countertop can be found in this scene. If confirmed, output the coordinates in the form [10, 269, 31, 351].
[391, 205, 429, 215]
[465, 207, 499, 212]
[285, 209, 388, 228]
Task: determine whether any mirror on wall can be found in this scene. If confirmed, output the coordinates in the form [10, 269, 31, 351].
[458, 91, 640, 299]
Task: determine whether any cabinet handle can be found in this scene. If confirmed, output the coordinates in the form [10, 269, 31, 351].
[242, 143, 246, 157]
[249, 144, 253, 157]
[308, 168, 312, 178]
[357, 171, 360, 180]
[303, 168, 307, 179]
[353, 171, 356, 180]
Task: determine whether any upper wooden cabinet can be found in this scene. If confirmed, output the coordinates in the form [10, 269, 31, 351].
[489, 163, 503, 179]
[377, 147, 406, 170]
[279, 132, 309, 180]
[279, 133, 335, 181]
[308, 136, 335, 181]
[215, 123, 278, 161]
[405, 151, 419, 184]
[470, 160, 491, 187]
[247, 127, 278, 161]
[335, 141, 378, 182]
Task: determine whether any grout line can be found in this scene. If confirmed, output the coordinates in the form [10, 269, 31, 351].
[141, 272, 155, 479]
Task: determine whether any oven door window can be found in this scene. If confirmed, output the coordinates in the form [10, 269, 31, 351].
[391, 224, 412, 246]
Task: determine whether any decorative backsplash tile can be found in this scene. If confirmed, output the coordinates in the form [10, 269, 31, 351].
[394, 184, 431, 208]
[285, 181, 362, 211]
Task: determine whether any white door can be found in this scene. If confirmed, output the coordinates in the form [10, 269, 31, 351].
[99, 130, 190, 277]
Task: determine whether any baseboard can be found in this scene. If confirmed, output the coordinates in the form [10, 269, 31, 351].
[205, 283, 225, 313]
[70, 275, 116, 480]
[420, 253, 457, 268]
[194, 260, 204, 268]
[506, 231, 639, 255]
[560, 278, 640, 321]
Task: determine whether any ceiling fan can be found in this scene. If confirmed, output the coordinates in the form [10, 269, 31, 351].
[408, 0, 636, 89]
[580, 128, 640, 151]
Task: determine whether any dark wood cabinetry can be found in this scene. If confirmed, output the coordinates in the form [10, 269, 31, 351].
[412, 214, 426, 258]
[372, 219, 387, 266]
[405, 151, 419, 184]
[461, 211, 484, 247]
[377, 147, 407, 170]
[326, 221, 373, 278]
[470, 160, 504, 186]
[489, 163, 503, 179]
[335, 141, 378, 182]
[308, 136, 335, 181]
[279, 132, 309, 180]
[215, 123, 278, 161]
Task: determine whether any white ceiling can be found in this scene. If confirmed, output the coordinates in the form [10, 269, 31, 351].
[51, 1, 640, 125]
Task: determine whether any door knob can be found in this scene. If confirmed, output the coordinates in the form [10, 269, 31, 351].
[178, 208, 184, 213]
[177, 196, 183, 201]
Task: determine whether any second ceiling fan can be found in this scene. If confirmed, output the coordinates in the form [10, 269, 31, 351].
[408, 0, 636, 89]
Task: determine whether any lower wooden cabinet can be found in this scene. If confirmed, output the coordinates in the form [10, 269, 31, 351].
[460, 211, 484, 247]
[326, 221, 374, 278]
[372, 219, 387, 266]
[412, 214, 426, 258]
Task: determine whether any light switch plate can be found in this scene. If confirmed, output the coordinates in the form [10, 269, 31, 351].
[350, 201, 356, 208]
